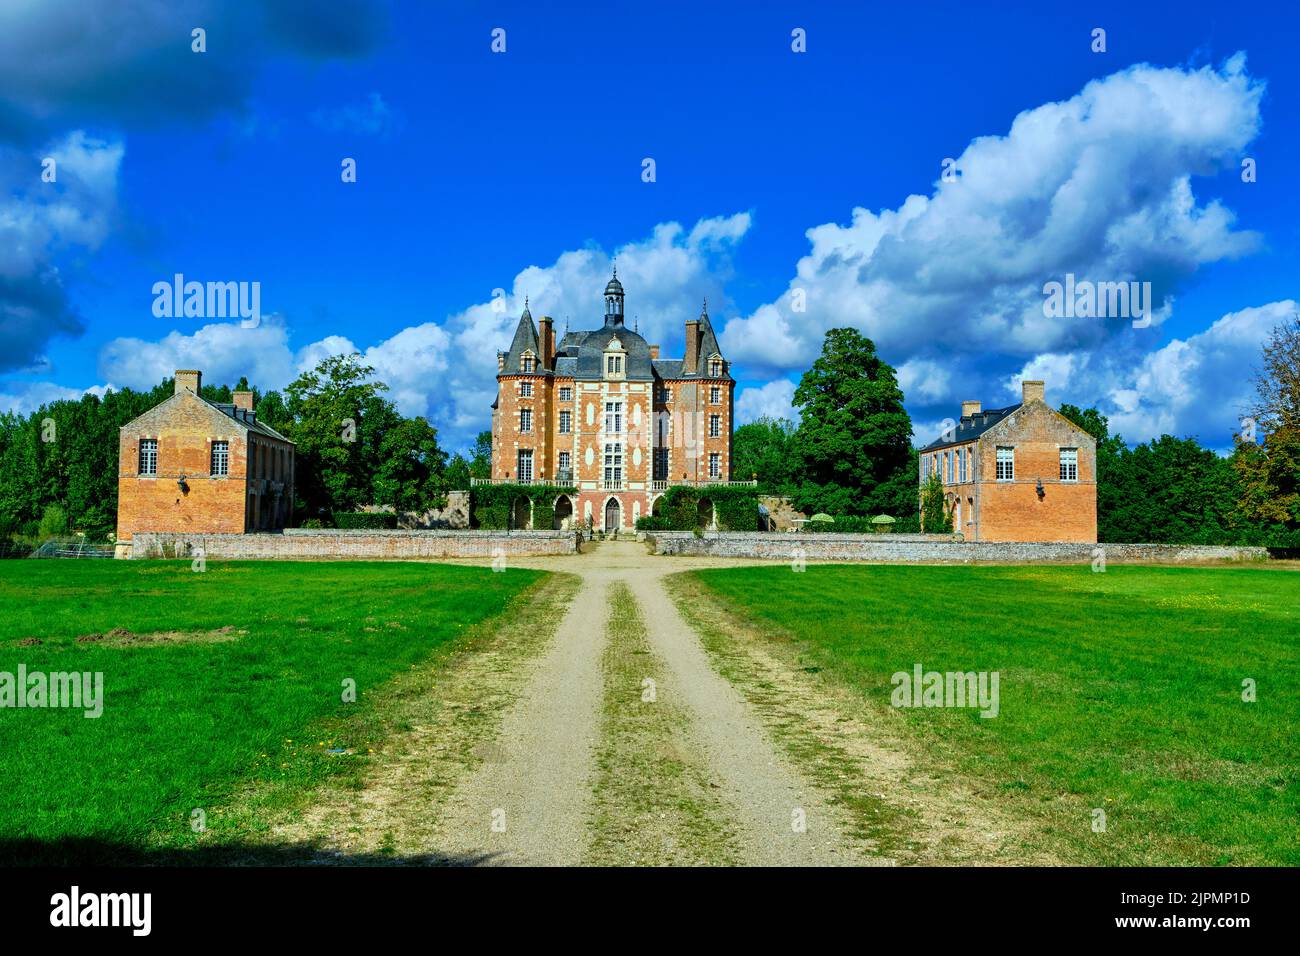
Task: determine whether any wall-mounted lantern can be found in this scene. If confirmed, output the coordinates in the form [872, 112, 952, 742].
[1036, 477, 1045, 499]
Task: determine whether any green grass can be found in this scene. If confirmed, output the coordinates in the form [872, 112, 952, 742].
[684, 563, 1300, 866]
[0, 559, 543, 863]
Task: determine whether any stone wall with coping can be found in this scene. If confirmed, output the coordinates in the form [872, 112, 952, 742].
[128, 528, 578, 560]
[645, 531, 1268, 564]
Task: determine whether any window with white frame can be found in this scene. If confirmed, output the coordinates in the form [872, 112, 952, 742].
[605, 355, 623, 376]
[520, 408, 532, 432]
[139, 438, 157, 476]
[522, 354, 535, 373]
[1059, 447, 1078, 482]
[710, 385, 720, 404]
[708, 414, 721, 438]
[708, 452, 721, 479]
[604, 401, 622, 433]
[211, 440, 229, 477]
[517, 449, 533, 482]
[520, 381, 532, 397]
[709, 358, 722, 376]
[945, 451, 952, 483]
[559, 386, 572, 401]
[557, 451, 571, 479]
[559, 410, 571, 433]
[603, 443, 623, 483]
[657, 385, 671, 403]
[996, 446, 1014, 481]
[958, 446, 967, 483]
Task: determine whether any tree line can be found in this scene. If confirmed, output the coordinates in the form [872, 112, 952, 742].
[734, 321, 1300, 546]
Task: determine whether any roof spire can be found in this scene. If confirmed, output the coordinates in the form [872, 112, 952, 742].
[701, 297, 708, 318]
[522, 295, 532, 321]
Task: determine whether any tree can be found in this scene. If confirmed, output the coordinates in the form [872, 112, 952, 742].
[733, 417, 797, 494]
[1231, 313, 1300, 539]
[789, 328, 914, 516]
[469, 430, 493, 480]
[920, 471, 951, 533]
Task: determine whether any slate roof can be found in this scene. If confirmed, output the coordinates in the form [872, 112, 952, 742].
[919, 403, 1021, 451]
[206, 399, 294, 443]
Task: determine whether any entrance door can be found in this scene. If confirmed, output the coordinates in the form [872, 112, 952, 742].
[604, 498, 621, 531]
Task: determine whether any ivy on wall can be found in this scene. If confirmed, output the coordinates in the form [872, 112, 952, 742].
[469, 484, 578, 530]
[638, 485, 760, 531]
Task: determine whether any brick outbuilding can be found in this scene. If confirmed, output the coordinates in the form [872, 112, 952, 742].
[918, 381, 1097, 542]
[115, 370, 295, 555]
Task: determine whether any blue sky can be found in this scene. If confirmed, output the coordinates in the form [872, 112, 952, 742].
[2, 0, 1297, 453]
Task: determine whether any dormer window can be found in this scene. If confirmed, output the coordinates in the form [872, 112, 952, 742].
[603, 336, 627, 381]
[521, 351, 536, 373]
[708, 357, 723, 377]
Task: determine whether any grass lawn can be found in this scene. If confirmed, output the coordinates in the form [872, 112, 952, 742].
[0, 559, 543, 864]
[682, 563, 1300, 866]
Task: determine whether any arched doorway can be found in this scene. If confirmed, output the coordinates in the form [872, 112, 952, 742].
[604, 497, 621, 531]
[511, 496, 532, 530]
[650, 495, 663, 516]
[696, 497, 714, 530]
[553, 495, 574, 530]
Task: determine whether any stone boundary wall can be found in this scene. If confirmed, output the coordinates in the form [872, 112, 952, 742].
[645, 532, 1269, 564]
[128, 528, 578, 560]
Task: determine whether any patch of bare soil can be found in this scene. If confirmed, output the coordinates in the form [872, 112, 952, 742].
[666, 573, 1062, 866]
[76, 625, 244, 646]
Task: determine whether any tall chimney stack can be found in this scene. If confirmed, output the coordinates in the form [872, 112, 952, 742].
[684, 320, 700, 374]
[539, 316, 555, 370]
[174, 370, 202, 396]
[961, 400, 982, 418]
[1021, 380, 1045, 404]
[233, 390, 254, 411]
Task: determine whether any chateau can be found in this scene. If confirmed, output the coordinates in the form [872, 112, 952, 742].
[918, 380, 1097, 542]
[485, 271, 748, 531]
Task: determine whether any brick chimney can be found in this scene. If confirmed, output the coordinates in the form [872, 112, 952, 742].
[684, 320, 700, 374]
[497, 351, 505, 372]
[961, 400, 982, 418]
[1021, 380, 1045, 404]
[233, 390, 254, 411]
[539, 316, 555, 370]
[174, 369, 202, 395]
[649, 344, 660, 360]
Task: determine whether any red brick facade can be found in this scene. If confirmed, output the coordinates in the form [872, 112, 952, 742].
[488, 275, 738, 531]
[919, 381, 1097, 542]
[116, 370, 295, 549]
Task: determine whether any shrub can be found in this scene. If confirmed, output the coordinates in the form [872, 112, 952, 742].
[300, 518, 325, 529]
[643, 486, 760, 531]
[38, 504, 68, 540]
[333, 511, 398, 530]
[635, 516, 675, 532]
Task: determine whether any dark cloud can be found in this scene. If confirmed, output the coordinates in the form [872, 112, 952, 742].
[0, 0, 388, 142]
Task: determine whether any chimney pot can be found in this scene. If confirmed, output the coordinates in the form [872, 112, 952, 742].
[1021, 380, 1045, 404]
[174, 370, 202, 396]
[961, 400, 982, 418]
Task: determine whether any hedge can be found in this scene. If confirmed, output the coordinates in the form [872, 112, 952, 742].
[470, 484, 578, 530]
[637, 485, 760, 531]
[802, 513, 921, 533]
[333, 511, 398, 530]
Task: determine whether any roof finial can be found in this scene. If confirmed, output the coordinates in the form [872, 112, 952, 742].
[702, 297, 708, 315]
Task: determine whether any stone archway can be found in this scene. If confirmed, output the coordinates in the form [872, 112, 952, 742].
[553, 494, 574, 530]
[511, 496, 532, 530]
[604, 497, 621, 531]
[650, 495, 663, 516]
[696, 497, 715, 530]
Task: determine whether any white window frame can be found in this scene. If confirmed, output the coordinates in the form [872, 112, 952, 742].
[709, 414, 721, 438]
[958, 447, 967, 483]
[520, 381, 533, 398]
[211, 440, 229, 477]
[1059, 447, 1078, 482]
[520, 408, 532, 433]
[139, 438, 158, 476]
[517, 449, 533, 482]
[557, 451, 571, 478]
[604, 401, 623, 434]
[603, 443, 623, 483]
[710, 385, 720, 404]
[996, 446, 1015, 481]
[708, 452, 721, 479]
[559, 410, 571, 434]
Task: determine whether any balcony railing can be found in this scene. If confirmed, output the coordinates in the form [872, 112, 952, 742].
[470, 477, 573, 487]
[650, 479, 758, 491]
[471, 477, 759, 490]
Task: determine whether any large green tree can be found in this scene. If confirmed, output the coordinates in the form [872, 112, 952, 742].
[733, 416, 798, 494]
[789, 328, 915, 516]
